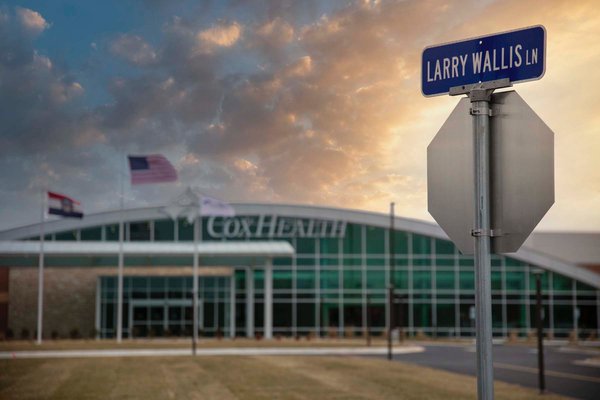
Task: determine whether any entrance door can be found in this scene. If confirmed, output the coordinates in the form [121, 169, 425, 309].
[130, 299, 200, 338]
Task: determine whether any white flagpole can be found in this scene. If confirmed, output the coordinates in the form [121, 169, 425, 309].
[36, 190, 46, 345]
[116, 157, 125, 343]
[192, 194, 201, 355]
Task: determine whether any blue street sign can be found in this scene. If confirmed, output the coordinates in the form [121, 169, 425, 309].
[422, 26, 546, 96]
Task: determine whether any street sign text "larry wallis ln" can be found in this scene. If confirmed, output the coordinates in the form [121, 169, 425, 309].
[422, 26, 546, 96]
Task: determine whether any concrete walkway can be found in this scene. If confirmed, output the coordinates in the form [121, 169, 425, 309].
[0, 346, 424, 359]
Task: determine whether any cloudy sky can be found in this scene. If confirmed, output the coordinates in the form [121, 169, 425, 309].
[1, 0, 599, 232]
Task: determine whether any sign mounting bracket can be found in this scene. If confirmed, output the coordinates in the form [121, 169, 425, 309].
[449, 78, 512, 97]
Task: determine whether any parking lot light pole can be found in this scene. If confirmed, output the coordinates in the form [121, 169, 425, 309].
[388, 202, 395, 361]
[533, 269, 546, 394]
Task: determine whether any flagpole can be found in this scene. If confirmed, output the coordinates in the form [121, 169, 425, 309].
[192, 192, 201, 355]
[117, 157, 125, 343]
[36, 189, 46, 345]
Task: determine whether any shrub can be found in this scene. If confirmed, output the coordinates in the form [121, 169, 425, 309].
[69, 328, 81, 339]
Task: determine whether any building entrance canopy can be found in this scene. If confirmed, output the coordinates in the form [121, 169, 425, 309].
[0, 240, 294, 340]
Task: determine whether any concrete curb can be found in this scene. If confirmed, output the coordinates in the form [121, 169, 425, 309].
[0, 346, 425, 359]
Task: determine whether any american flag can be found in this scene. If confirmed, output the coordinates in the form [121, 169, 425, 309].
[128, 154, 178, 185]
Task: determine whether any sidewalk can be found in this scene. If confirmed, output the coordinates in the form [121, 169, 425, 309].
[0, 345, 425, 359]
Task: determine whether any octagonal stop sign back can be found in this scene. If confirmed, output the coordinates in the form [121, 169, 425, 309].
[427, 90, 554, 254]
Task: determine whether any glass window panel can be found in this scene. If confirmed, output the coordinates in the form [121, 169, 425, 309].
[459, 257, 474, 267]
[366, 226, 385, 254]
[129, 221, 151, 241]
[297, 302, 316, 327]
[394, 258, 409, 267]
[491, 271, 502, 291]
[343, 270, 362, 290]
[391, 230, 409, 255]
[343, 257, 362, 267]
[178, 218, 193, 241]
[367, 257, 385, 267]
[435, 258, 455, 267]
[273, 270, 293, 290]
[460, 271, 474, 291]
[413, 304, 431, 328]
[506, 257, 525, 267]
[490, 256, 502, 268]
[320, 257, 338, 267]
[320, 238, 339, 255]
[577, 305, 598, 332]
[254, 270, 264, 291]
[320, 270, 339, 290]
[436, 271, 454, 290]
[435, 239, 455, 255]
[321, 302, 340, 330]
[492, 304, 503, 328]
[392, 270, 408, 290]
[81, 227, 101, 241]
[105, 224, 120, 241]
[413, 271, 432, 290]
[154, 219, 174, 241]
[56, 231, 77, 241]
[366, 270, 386, 289]
[528, 271, 549, 291]
[413, 257, 431, 267]
[296, 257, 315, 267]
[297, 270, 315, 290]
[436, 304, 455, 327]
[505, 271, 525, 291]
[576, 281, 596, 292]
[273, 303, 292, 328]
[506, 304, 526, 329]
[412, 234, 432, 255]
[553, 305, 574, 330]
[273, 257, 292, 267]
[296, 238, 315, 255]
[553, 274, 572, 292]
[343, 224, 362, 254]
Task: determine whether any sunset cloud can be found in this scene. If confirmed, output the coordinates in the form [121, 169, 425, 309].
[15, 7, 48, 35]
[110, 34, 158, 66]
[0, 1, 599, 232]
[196, 21, 242, 53]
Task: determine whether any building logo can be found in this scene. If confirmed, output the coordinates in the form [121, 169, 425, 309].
[207, 215, 347, 239]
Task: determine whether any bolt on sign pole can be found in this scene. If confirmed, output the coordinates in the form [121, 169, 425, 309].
[388, 202, 395, 361]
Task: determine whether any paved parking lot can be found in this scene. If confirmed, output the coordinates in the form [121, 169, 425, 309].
[386, 343, 600, 400]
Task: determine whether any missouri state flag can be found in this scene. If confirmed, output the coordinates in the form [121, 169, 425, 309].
[48, 191, 84, 219]
[128, 154, 178, 185]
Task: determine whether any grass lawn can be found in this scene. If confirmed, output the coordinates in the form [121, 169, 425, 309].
[0, 355, 566, 400]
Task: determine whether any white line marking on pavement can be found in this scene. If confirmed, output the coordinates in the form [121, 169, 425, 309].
[494, 362, 600, 384]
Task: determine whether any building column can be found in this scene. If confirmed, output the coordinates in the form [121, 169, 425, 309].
[230, 272, 236, 338]
[246, 267, 254, 338]
[264, 259, 273, 339]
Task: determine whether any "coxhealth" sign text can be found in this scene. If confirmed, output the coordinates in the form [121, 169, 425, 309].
[207, 215, 347, 239]
[422, 26, 545, 96]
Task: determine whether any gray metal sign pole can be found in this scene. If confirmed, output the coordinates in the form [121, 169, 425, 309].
[471, 86, 494, 400]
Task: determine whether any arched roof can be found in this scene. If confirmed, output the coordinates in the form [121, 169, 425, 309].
[1, 203, 598, 289]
